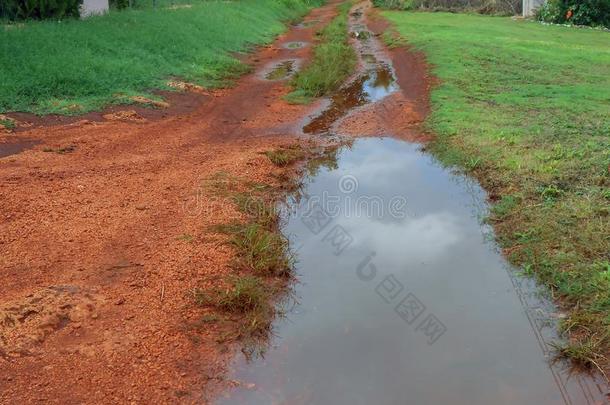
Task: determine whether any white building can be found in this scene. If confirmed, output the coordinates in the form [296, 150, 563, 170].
[81, 0, 109, 18]
[523, 0, 545, 16]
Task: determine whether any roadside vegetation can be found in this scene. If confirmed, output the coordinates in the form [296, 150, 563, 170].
[194, 167, 295, 348]
[193, 142, 342, 353]
[0, 0, 323, 115]
[536, 0, 609, 28]
[285, 1, 356, 104]
[383, 11, 610, 370]
[372, 0, 522, 15]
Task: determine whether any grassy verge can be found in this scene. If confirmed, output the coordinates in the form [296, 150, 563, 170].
[382, 12, 610, 370]
[285, 1, 356, 104]
[0, 0, 323, 115]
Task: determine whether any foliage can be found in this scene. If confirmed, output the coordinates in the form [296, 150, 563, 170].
[0, 0, 323, 114]
[286, 1, 356, 103]
[373, 0, 521, 15]
[384, 10, 610, 366]
[536, 0, 610, 28]
[372, 0, 410, 9]
[1, 0, 82, 20]
[109, 0, 129, 9]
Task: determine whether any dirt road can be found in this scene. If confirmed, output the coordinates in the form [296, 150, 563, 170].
[0, 3, 337, 402]
[0, 1, 429, 403]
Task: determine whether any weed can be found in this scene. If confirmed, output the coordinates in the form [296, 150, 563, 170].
[233, 194, 279, 229]
[264, 145, 306, 167]
[42, 145, 76, 154]
[286, 1, 356, 103]
[196, 275, 269, 313]
[176, 233, 193, 243]
[0, 118, 15, 130]
[283, 89, 315, 104]
[552, 336, 608, 373]
[490, 195, 519, 219]
[265, 60, 295, 80]
[219, 223, 293, 277]
[195, 275, 274, 338]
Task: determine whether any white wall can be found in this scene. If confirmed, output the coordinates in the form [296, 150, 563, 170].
[523, 0, 545, 16]
[81, 0, 109, 18]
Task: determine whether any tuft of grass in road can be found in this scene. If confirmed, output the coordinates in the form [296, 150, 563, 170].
[384, 11, 610, 369]
[285, 1, 356, 104]
[551, 335, 608, 375]
[0, 117, 16, 130]
[195, 275, 274, 339]
[194, 141, 345, 351]
[264, 144, 307, 167]
[0, 0, 323, 115]
[196, 275, 269, 314]
[228, 223, 293, 277]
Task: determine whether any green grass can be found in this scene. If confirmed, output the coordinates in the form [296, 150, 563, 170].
[221, 223, 294, 277]
[285, 1, 356, 103]
[383, 12, 610, 366]
[0, 0, 323, 115]
[195, 275, 274, 339]
[195, 275, 270, 313]
[0, 117, 16, 130]
[264, 144, 307, 166]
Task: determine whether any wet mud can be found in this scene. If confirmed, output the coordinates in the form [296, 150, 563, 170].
[0, 139, 40, 159]
[303, 64, 398, 134]
[282, 41, 308, 49]
[264, 60, 297, 80]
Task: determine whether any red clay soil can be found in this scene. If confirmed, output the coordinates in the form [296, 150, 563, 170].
[0, 3, 340, 404]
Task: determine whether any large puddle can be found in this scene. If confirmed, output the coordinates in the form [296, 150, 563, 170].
[217, 138, 607, 404]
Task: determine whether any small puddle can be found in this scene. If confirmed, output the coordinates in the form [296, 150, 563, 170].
[217, 138, 608, 404]
[0, 139, 40, 158]
[282, 41, 307, 49]
[351, 29, 372, 41]
[265, 60, 296, 81]
[303, 64, 399, 134]
[361, 53, 377, 64]
[293, 19, 319, 29]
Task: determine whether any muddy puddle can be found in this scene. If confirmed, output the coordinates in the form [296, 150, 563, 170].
[265, 60, 297, 81]
[303, 64, 398, 134]
[0, 139, 39, 158]
[217, 137, 607, 404]
[293, 20, 320, 29]
[282, 41, 308, 49]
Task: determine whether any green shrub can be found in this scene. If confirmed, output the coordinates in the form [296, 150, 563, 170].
[536, 0, 564, 21]
[536, 0, 610, 27]
[1, 0, 82, 20]
[372, 0, 410, 9]
[373, 0, 521, 14]
[109, 0, 129, 9]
